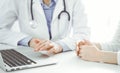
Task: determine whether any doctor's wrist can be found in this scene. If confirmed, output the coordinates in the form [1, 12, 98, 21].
[52, 42, 63, 53]
[18, 36, 33, 47]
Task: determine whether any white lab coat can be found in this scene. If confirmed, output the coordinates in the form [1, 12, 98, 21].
[0, 0, 90, 50]
[101, 24, 120, 65]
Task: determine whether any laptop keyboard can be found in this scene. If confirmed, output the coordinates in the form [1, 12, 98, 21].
[0, 49, 36, 67]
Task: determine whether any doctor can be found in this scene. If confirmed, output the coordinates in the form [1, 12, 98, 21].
[0, 0, 90, 54]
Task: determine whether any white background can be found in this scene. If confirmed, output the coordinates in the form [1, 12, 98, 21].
[12, 0, 120, 43]
[82, 0, 120, 43]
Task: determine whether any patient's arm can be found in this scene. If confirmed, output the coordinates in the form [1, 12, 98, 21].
[79, 45, 117, 64]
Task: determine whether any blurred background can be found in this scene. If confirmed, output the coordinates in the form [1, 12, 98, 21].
[12, 0, 120, 43]
[83, 0, 120, 43]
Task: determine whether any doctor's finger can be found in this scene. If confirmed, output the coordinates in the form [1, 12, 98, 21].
[39, 44, 53, 51]
[48, 48, 57, 54]
[34, 43, 45, 51]
[35, 40, 49, 50]
[35, 43, 53, 51]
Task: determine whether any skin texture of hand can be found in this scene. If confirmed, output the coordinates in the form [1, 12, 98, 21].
[29, 38, 63, 54]
[34, 41, 63, 54]
[29, 38, 48, 49]
[79, 45, 101, 62]
[76, 40, 92, 56]
[79, 45, 117, 64]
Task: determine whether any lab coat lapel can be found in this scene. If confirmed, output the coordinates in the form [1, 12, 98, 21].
[50, 0, 64, 40]
[52, 0, 64, 22]
[32, 0, 49, 39]
[32, 0, 45, 17]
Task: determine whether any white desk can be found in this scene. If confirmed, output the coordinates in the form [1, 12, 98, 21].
[0, 45, 120, 73]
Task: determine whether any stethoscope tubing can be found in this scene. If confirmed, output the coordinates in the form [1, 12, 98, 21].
[31, 0, 34, 20]
[30, 0, 70, 21]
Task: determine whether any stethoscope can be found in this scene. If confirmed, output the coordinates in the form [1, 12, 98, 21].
[30, 0, 70, 29]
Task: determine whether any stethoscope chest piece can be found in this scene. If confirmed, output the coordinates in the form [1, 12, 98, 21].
[30, 21, 38, 29]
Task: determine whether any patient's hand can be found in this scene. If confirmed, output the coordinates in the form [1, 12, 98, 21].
[79, 45, 101, 62]
[76, 40, 92, 56]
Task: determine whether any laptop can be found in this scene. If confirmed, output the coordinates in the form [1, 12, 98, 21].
[0, 46, 57, 72]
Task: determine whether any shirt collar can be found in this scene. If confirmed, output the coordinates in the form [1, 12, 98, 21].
[40, 0, 57, 4]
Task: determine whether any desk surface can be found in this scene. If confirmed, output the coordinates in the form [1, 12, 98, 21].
[0, 45, 120, 73]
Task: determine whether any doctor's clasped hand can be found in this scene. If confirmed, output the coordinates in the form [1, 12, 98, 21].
[29, 38, 63, 54]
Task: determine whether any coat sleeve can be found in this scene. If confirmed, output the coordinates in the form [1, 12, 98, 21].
[100, 24, 120, 65]
[0, 0, 28, 46]
[56, 0, 90, 50]
[101, 24, 120, 52]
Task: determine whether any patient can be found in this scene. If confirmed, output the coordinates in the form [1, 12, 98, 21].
[76, 24, 120, 65]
